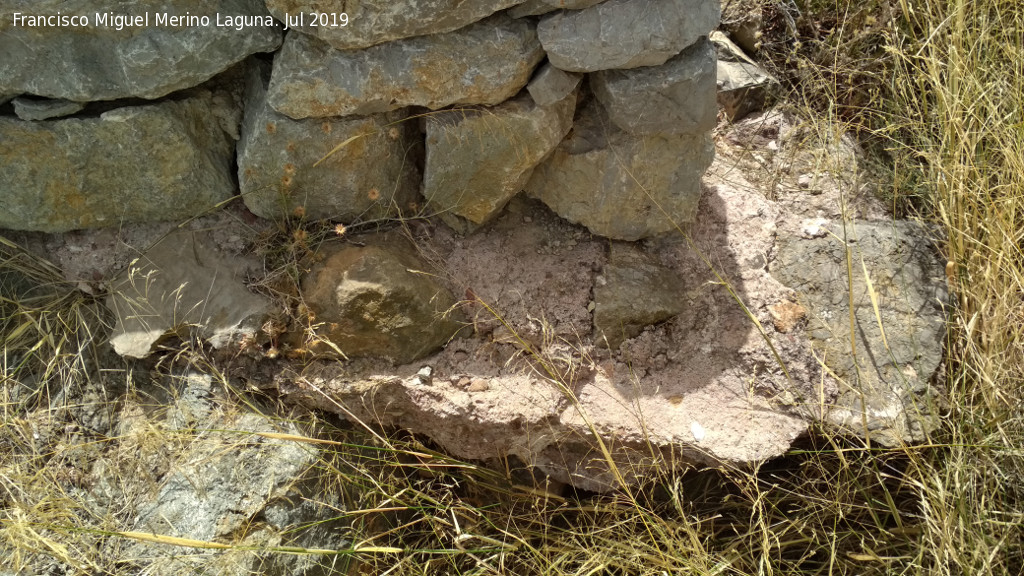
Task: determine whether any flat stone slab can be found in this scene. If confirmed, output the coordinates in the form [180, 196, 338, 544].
[107, 229, 272, 358]
[0, 90, 238, 233]
[525, 96, 714, 240]
[12, 97, 85, 121]
[0, 0, 281, 101]
[267, 14, 544, 119]
[238, 62, 420, 221]
[265, 0, 526, 50]
[537, 0, 720, 72]
[592, 37, 717, 135]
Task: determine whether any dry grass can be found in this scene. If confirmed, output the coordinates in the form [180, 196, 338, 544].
[3, 1, 1023, 574]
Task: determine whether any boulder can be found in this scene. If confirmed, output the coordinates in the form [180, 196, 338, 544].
[107, 229, 273, 359]
[594, 244, 686, 348]
[12, 97, 85, 121]
[267, 15, 544, 119]
[537, 0, 720, 72]
[301, 243, 464, 364]
[265, 0, 526, 50]
[423, 90, 576, 232]
[771, 219, 948, 445]
[238, 62, 420, 221]
[591, 37, 717, 135]
[0, 90, 238, 233]
[0, 0, 281, 101]
[524, 96, 714, 240]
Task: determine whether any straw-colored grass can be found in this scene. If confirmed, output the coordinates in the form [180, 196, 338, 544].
[2, 1, 1022, 574]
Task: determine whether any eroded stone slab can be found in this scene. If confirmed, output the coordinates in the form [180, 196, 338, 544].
[267, 15, 544, 119]
[537, 0, 720, 72]
[238, 62, 420, 221]
[423, 90, 576, 232]
[0, 90, 238, 233]
[0, 0, 281, 101]
[265, 0, 526, 50]
[771, 220, 948, 445]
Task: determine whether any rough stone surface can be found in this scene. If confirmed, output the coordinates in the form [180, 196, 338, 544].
[12, 97, 85, 120]
[265, 0, 526, 50]
[594, 243, 685, 348]
[712, 31, 777, 121]
[527, 63, 583, 107]
[238, 63, 420, 221]
[537, 0, 720, 72]
[771, 220, 948, 445]
[525, 96, 714, 240]
[111, 375, 343, 576]
[0, 90, 238, 233]
[510, 0, 606, 17]
[301, 242, 464, 364]
[267, 15, 544, 118]
[107, 229, 273, 359]
[423, 90, 576, 232]
[0, 0, 281, 101]
[592, 37, 717, 135]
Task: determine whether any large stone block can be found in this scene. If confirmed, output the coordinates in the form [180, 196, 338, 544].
[525, 97, 714, 240]
[238, 63, 420, 221]
[591, 37, 717, 135]
[0, 90, 238, 232]
[265, 0, 526, 50]
[537, 0, 720, 72]
[423, 90, 576, 232]
[267, 14, 544, 119]
[0, 0, 281, 101]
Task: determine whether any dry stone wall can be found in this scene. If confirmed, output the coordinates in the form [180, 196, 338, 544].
[1, 1, 948, 491]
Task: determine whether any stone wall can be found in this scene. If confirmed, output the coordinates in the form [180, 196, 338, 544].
[0, 0, 719, 237]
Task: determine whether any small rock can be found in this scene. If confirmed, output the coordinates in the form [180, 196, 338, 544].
[593, 243, 685, 348]
[12, 97, 85, 121]
[768, 300, 807, 333]
[712, 31, 778, 121]
[527, 63, 583, 107]
[468, 379, 490, 392]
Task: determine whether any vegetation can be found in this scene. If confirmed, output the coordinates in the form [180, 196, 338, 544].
[2, 0, 1023, 574]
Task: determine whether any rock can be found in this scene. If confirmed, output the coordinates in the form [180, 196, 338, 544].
[113, 380, 343, 576]
[712, 31, 777, 121]
[0, 0, 281, 101]
[107, 229, 273, 359]
[591, 37, 717, 135]
[423, 90, 576, 232]
[238, 62, 420, 221]
[301, 242, 464, 364]
[771, 220, 948, 445]
[267, 15, 544, 119]
[537, 0, 720, 72]
[12, 97, 85, 120]
[525, 96, 714, 240]
[0, 90, 238, 233]
[510, 0, 606, 17]
[594, 244, 685, 348]
[265, 0, 526, 50]
[527, 63, 583, 107]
